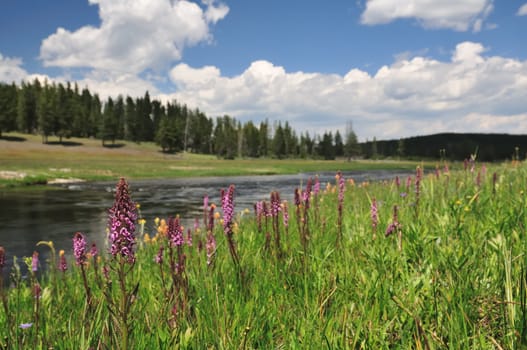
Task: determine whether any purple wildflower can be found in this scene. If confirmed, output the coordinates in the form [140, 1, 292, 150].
[58, 250, 67, 273]
[73, 232, 87, 266]
[282, 201, 289, 229]
[204, 195, 209, 210]
[255, 201, 264, 232]
[167, 217, 184, 247]
[294, 188, 301, 207]
[406, 176, 412, 193]
[221, 185, 235, 236]
[0, 246, 5, 271]
[186, 228, 193, 247]
[31, 251, 39, 272]
[19, 323, 33, 329]
[303, 178, 312, 209]
[33, 282, 41, 299]
[155, 246, 164, 264]
[371, 198, 378, 230]
[338, 172, 345, 204]
[206, 233, 216, 266]
[108, 177, 137, 263]
[270, 191, 281, 217]
[313, 176, 320, 196]
[90, 243, 98, 258]
[385, 205, 400, 237]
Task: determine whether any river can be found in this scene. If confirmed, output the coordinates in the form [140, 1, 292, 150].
[0, 170, 410, 277]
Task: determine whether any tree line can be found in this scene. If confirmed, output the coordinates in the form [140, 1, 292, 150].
[361, 133, 527, 161]
[0, 79, 361, 160]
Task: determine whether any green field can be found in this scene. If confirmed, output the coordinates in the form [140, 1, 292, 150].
[0, 132, 427, 188]
[1, 155, 526, 348]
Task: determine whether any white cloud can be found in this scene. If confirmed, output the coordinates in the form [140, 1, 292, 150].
[0, 54, 29, 83]
[360, 0, 494, 32]
[517, 3, 527, 16]
[165, 41, 527, 140]
[39, 0, 229, 74]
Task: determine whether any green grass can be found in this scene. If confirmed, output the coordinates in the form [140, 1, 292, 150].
[2, 136, 527, 348]
[0, 132, 427, 189]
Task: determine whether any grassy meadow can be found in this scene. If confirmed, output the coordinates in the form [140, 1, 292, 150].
[1, 154, 527, 348]
[0, 132, 425, 188]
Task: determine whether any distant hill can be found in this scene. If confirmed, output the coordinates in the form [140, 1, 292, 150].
[360, 133, 527, 161]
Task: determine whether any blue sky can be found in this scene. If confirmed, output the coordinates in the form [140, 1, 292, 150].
[1, 0, 527, 140]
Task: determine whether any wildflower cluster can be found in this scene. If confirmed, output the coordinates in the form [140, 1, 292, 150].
[108, 177, 137, 263]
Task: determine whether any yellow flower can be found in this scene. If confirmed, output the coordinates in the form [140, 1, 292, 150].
[59, 250, 65, 257]
[214, 211, 221, 220]
[464, 206, 470, 212]
[154, 217, 160, 226]
[138, 218, 146, 225]
[136, 203, 141, 209]
[144, 233, 151, 243]
[455, 199, 462, 206]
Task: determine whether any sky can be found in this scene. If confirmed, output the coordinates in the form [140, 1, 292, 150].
[1, 0, 527, 141]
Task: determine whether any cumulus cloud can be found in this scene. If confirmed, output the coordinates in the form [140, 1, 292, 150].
[0, 54, 30, 83]
[360, 0, 494, 32]
[165, 41, 527, 140]
[517, 3, 527, 16]
[39, 0, 229, 74]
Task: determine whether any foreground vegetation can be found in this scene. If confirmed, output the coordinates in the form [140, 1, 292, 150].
[0, 132, 424, 188]
[1, 158, 527, 348]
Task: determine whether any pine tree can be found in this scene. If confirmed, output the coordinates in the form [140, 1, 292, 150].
[0, 83, 18, 137]
[36, 82, 56, 143]
[344, 121, 360, 160]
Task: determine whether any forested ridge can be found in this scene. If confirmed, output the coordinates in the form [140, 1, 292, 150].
[0, 79, 525, 161]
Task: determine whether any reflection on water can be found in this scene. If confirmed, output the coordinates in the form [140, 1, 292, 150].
[0, 170, 411, 276]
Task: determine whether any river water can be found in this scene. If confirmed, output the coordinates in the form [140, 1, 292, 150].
[0, 170, 410, 276]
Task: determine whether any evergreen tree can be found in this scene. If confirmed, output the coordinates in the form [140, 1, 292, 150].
[36, 82, 56, 143]
[89, 94, 102, 138]
[213, 115, 237, 159]
[0, 83, 18, 137]
[334, 130, 344, 157]
[242, 121, 260, 157]
[318, 131, 335, 160]
[397, 138, 405, 159]
[344, 121, 360, 159]
[17, 80, 40, 134]
[77, 87, 92, 137]
[101, 97, 119, 145]
[155, 115, 178, 152]
[55, 83, 72, 143]
[272, 122, 286, 159]
[125, 96, 138, 141]
[114, 96, 125, 140]
[258, 120, 269, 157]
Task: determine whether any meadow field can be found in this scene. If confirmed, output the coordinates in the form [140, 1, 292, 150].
[1, 153, 526, 348]
[0, 132, 424, 188]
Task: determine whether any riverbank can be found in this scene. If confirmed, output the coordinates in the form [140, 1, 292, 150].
[0, 132, 428, 188]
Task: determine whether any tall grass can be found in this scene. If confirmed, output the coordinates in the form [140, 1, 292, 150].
[1, 160, 527, 348]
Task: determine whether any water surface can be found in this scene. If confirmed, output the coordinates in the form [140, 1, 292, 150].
[0, 170, 410, 276]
